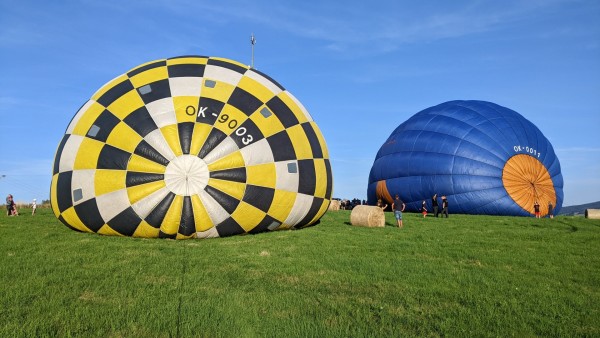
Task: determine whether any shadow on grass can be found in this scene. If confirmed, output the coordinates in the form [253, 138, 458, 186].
[344, 221, 398, 228]
[555, 219, 578, 232]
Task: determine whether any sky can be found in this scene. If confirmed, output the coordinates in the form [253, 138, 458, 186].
[0, 0, 599, 207]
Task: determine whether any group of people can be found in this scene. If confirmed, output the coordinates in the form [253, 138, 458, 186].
[339, 198, 365, 210]
[425, 194, 449, 218]
[5, 194, 37, 216]
[534, 201, 554, 219]
[376, 193, 450, 227]
[376, 193, 555, 225]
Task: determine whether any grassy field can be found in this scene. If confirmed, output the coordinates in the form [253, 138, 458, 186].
[1, 208, 599, 337]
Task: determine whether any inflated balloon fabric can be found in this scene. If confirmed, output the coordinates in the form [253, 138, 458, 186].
[51, 56, 333, 239]
[368, 100, 563, 217]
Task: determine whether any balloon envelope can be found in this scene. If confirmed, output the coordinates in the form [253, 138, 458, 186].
[368, 100, 563, 217]
[51, 56, 333, 239]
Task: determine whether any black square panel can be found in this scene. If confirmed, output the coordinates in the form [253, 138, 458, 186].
[298, 160, 316, 196]
[227, 87, 263, 116]
[87, 110, 120, 142]
[197, 97, 225, 125]
[123, 106, 158, 138]
[168, 63, 205, 78]
[137, 79, 171, 104]
[266, 96, 299, 128]
[215, 217, 246, 237]
[267, 131, 296, 162]
[107, 207, 142, 236]
[74, 198, 105, 232]
[97, 145, 131, 170]
[242, 185, 275, 213]
[301, 122, 324, 158]
[96, 79, 135, 108]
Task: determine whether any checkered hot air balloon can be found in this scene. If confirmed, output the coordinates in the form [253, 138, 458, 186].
[51, 56, 333, 239]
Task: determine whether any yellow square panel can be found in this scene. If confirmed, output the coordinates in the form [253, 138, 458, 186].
[61, 207, 92, 233]
[106, 122, 143, 153]
[249, 106, 285, 138]
[176, 233, 196, 240]
[160, 124, 183, 156]
[127, 154, 166, 174]
[207, 150, 246, 171]
[191, 194, 214, 232]
[207, 179, 245, 200]
[286, 125, 313, 160]
[190, 123, 212, 156]
[71, 102, 106, 136]
[278, 92, 309, 124]
[173, 96, 200, 124]
[231, 201, 266, 232]
[98, 224, 124, 237]
[246, 163, 276, 188]
[133, 220, 160, 238]
[91, 74, 129, 101]
[106, 90, 145, 120]
[129, 67, 169, 88]
[267, 190, 296, 222]
[73, 138, 104, 170]
[160, 195, 183, 235]
[237, 76, 275, 103]
[51, 175, 60, 216]
[127, 181, 166, 205]
[313, 159, 328, 198]
[310, 122, 330, 158]
[167, 57, 208, 66]
[95, 169, 127, 196]
[201, 79, 235, 103]
[213, 104, 249, 136]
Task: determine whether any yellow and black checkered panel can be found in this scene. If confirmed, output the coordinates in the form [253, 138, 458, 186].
[50, 56, 333, 239]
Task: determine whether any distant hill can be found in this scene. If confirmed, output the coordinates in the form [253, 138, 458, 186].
[560, 201, 600, 216]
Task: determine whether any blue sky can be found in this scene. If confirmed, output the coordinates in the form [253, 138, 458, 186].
[1, 0, 598, 206]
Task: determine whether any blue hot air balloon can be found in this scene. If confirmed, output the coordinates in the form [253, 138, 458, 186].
[367, 100, 563, 217]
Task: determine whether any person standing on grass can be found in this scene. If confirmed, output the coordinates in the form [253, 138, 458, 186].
[432, 194, 439, 217]
[6, 194, 14, 216]
[421, 200, 427, 218]
[31, 198, 37, 216]
[441, 196, 449, 218]
[9, 195, 18, 216]
[534, 201, 540, 218]
[547, 201, 554, 219]
[392, 194, 405, 228]
[377, 199, 388, 210]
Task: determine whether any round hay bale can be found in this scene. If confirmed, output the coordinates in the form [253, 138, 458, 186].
[328, 200, 341, 211]
[350, 205, 385, 228]
[585, 209, 600, 219]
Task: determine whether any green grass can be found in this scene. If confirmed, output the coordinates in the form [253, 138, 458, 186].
[1, 208, 599, 337]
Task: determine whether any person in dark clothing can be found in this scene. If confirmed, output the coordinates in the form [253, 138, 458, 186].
[441, 195, 449, 218]
[6, 194, 14, 216]
[432, 194, 439, 217]
[534, 201, 540, 218]
[392, 194, 405, 228]
[547, 202, 554, 219]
